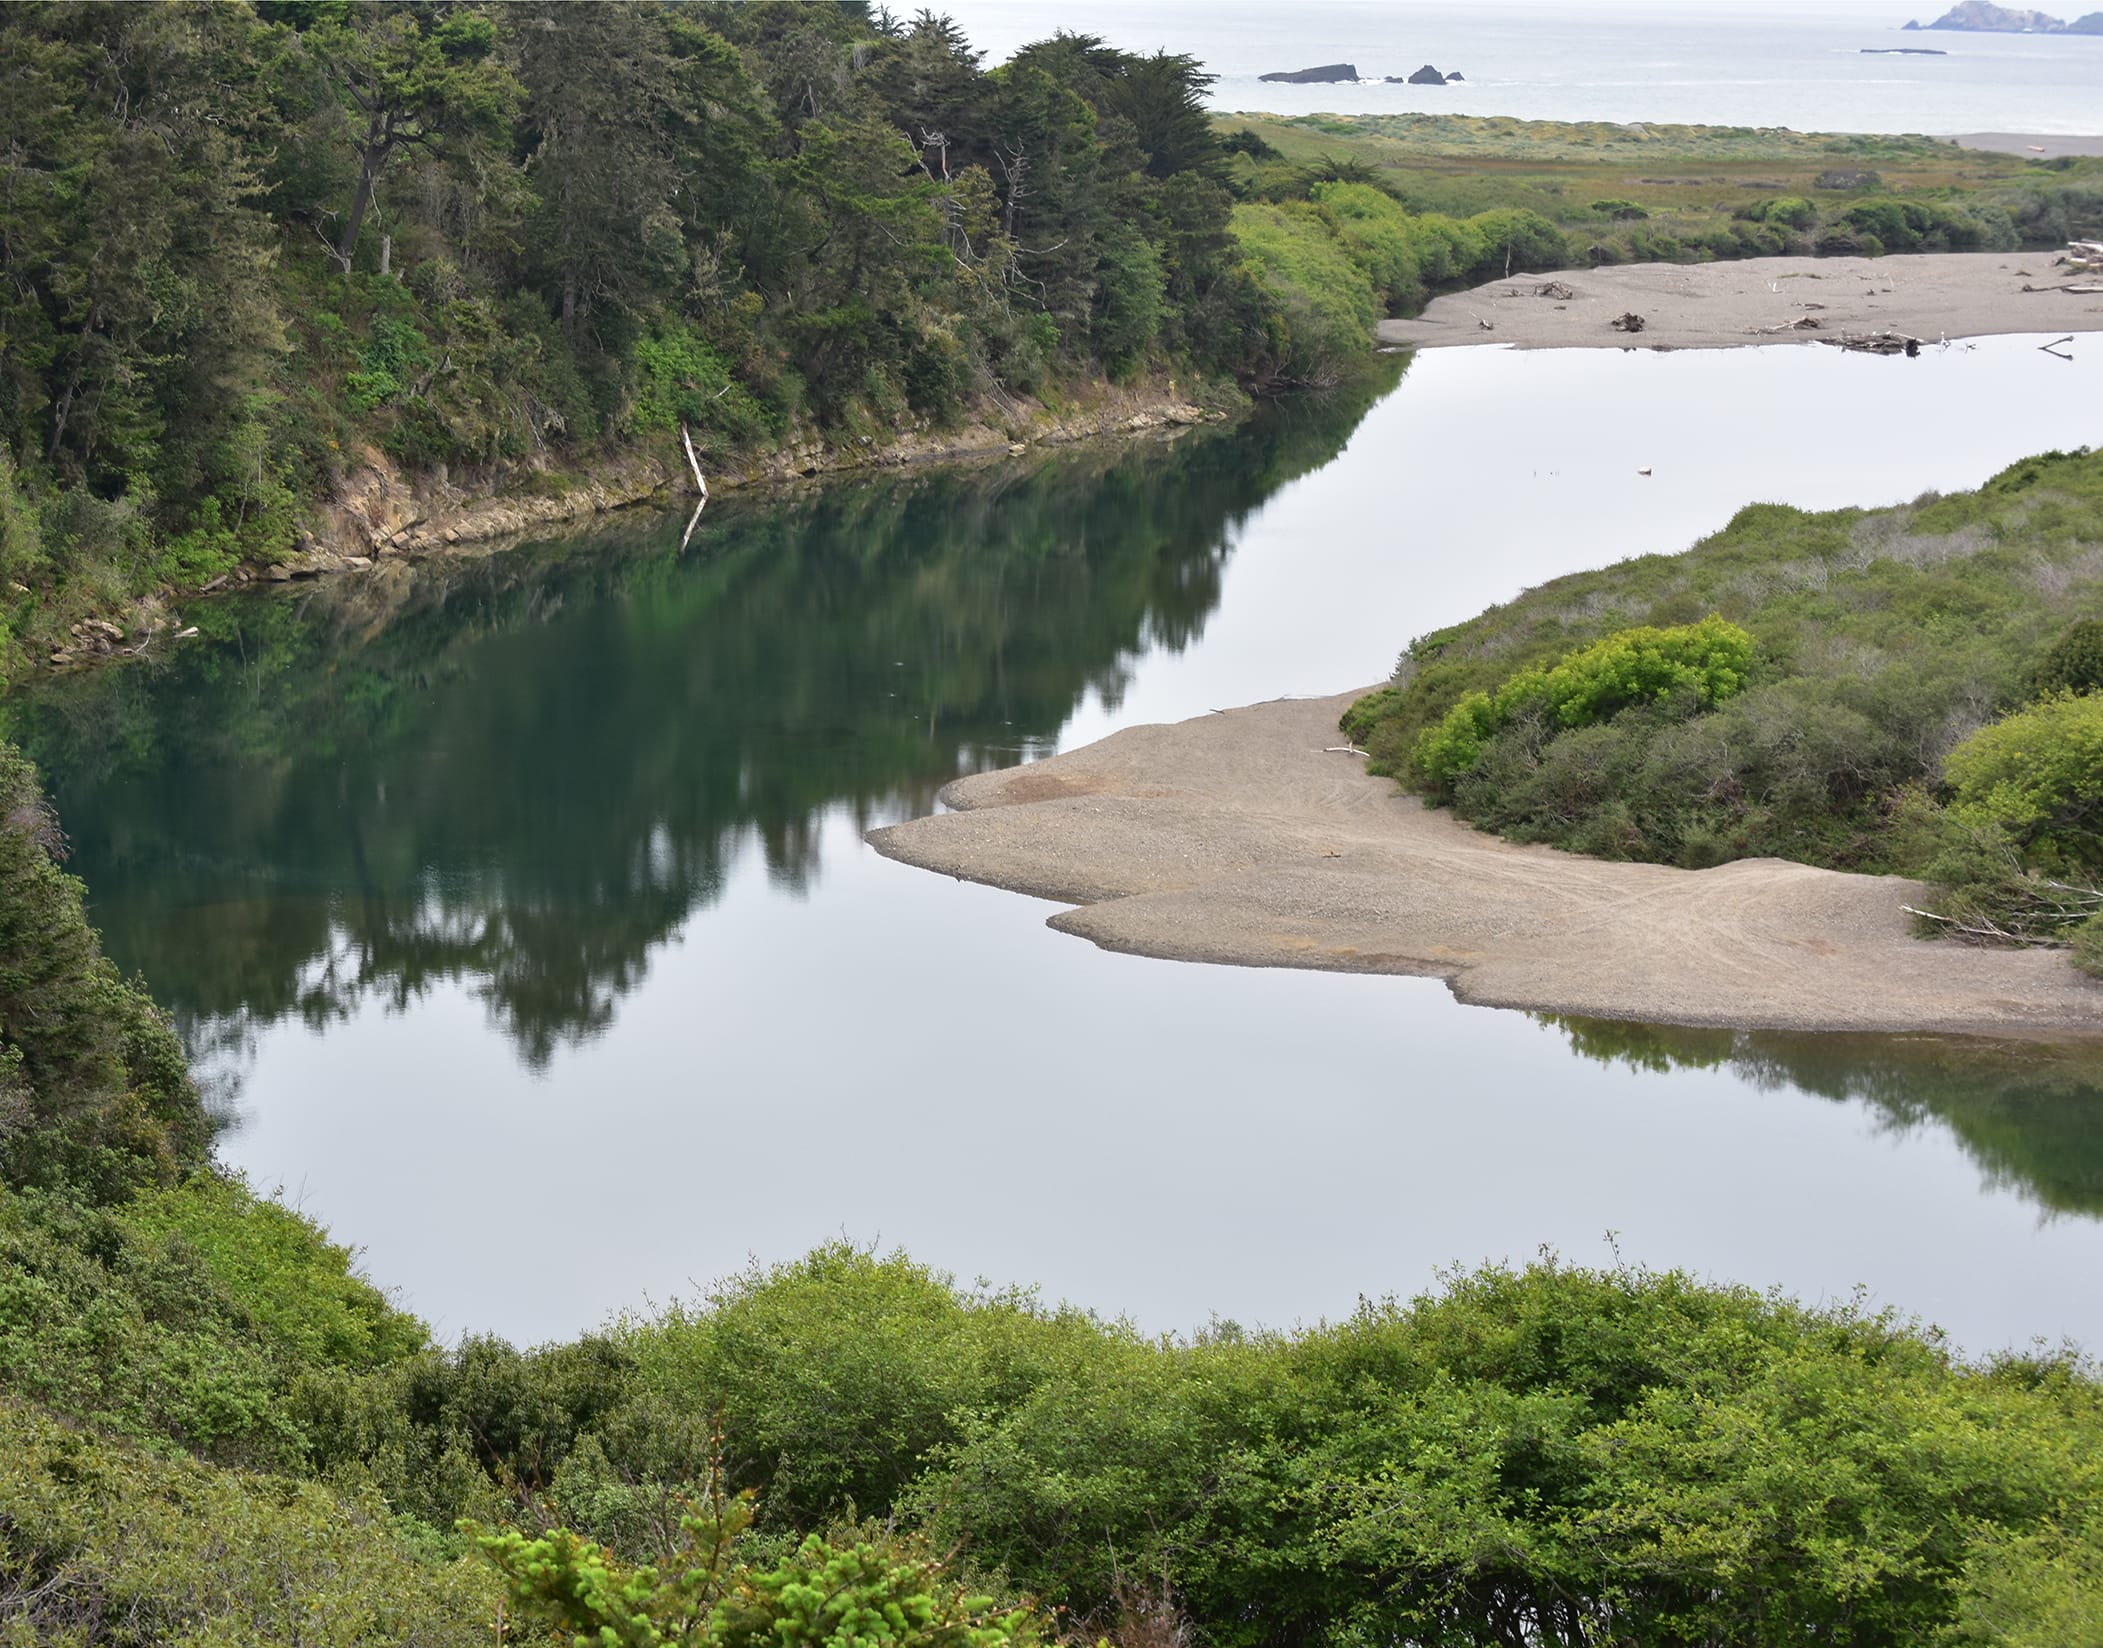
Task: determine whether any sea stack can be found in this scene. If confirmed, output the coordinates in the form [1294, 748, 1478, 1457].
[1258, 62, 1359, 83]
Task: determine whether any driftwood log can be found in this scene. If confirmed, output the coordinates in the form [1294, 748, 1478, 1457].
[1819, 331, 1922, 357]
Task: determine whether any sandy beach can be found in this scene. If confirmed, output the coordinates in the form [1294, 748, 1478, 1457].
[867, 693, 2103, 1036]
[1377, 251, 2103, 353]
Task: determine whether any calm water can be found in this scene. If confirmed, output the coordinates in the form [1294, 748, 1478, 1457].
[950, 0, 2103, 135]
[10, 335, 2103, 1351]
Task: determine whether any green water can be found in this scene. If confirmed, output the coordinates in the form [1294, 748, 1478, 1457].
[9, 380, 1386, 1067]
[7, 342, 2102, 1349]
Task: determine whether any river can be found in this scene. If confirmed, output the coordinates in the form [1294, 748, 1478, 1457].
[7, 334, 2101, 1351]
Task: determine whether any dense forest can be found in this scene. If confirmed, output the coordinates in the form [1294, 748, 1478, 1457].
[0, 0, 1577, 681]
[1341, 447, 2103, 976]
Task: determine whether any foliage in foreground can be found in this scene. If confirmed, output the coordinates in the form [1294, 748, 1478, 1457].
[1342, 448, 2103, 957]
[480, 1488, 1049, 1648]
[4, 720, 2103, 1642]
[0, 1392, 497, 1646]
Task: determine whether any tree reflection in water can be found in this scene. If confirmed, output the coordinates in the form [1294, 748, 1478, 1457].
[1546, 1015, 2103, 1220]
[5, 364, 1402, 1077]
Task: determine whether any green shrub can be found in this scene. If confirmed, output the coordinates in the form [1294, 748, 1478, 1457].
[123, 1173, 426, 1373]
[1228, 202, 1380, 381]
[0, 746, 204, 1203]
[0, 1393, 497, 1645]
[2074, 913, 2103, 978]
[1944, 692, 2103, 874]
[1415, 615, 1754, 789]
[2030, 618, 2103, 699]
[1092, 226, 1169, 375]
[1347, 449, 2103, 881]
[1310, 181, 1424, 310]
[629, 326, 773, 446]
[1407, 211, 1488, 282]
[1466, 207, 1570, 273]
[481, 1500, 1047, 1648]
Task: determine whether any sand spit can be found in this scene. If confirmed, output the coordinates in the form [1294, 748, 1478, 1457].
[867, 692, 2102, 1036]
[1376, 251, 2103, 353]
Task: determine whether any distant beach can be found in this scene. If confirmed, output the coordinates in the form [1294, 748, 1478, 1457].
[1377, 251, 2103, 353]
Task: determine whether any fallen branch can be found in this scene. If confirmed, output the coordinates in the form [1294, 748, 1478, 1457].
[679, 422, 708, 499]
[1901, 905, 2058, 945]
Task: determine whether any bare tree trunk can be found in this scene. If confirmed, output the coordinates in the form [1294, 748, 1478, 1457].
[46, 306, 94, 460]
[679, 422, 708, 499]
[334, 110, 396, 274]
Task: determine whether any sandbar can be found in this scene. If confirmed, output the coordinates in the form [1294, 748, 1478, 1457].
[1376, 251, 2103, 353]
[1955, 133, 2103, 159]
[866, 692, 2102, 1036]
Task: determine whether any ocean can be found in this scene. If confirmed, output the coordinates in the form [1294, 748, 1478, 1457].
[945, 0, 2103, 136]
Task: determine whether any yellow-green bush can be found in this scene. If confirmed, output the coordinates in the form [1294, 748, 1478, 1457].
[1415, 615, 1754, 789]
[1228, 201, 1380, 381]
[0, 1393, 498, 1645]
[1944, 692, 2103, 874]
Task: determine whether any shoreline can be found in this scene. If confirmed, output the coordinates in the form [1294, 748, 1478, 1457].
[1955, 132, 2103, 158]
[36, 376, 1237, 677]
[1377, 250, 2103, 353]
[297, 375, 1234, 569]
[867, 691, 2103, 1038]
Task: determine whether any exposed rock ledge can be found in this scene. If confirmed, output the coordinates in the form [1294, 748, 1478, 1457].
[867, 691, 2102, 1037]
[256, 380, 1234, 585]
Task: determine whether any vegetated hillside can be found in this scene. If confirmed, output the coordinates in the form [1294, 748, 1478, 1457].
[1221, 111, 2103, 266]
[4, 727, 2103, 1640]
[1, 1, 1484, 683]
[1342, 448, 2103, 972]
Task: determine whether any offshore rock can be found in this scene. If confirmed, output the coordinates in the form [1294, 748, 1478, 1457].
[1259, 62, 1358, 82]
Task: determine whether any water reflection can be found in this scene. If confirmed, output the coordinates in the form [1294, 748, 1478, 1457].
[1548, 1017, 2103, 1220]
[6, 363, 1404, 1071]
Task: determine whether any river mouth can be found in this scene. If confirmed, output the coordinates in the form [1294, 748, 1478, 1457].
[7, 336, 2100, 1352]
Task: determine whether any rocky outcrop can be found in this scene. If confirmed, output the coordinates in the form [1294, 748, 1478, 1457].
[1404, 64, 1450, 84]
[267, 380, 1236, 579]
[1907, 2, 2101, 29]
[1258, 63, 1358, 83]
